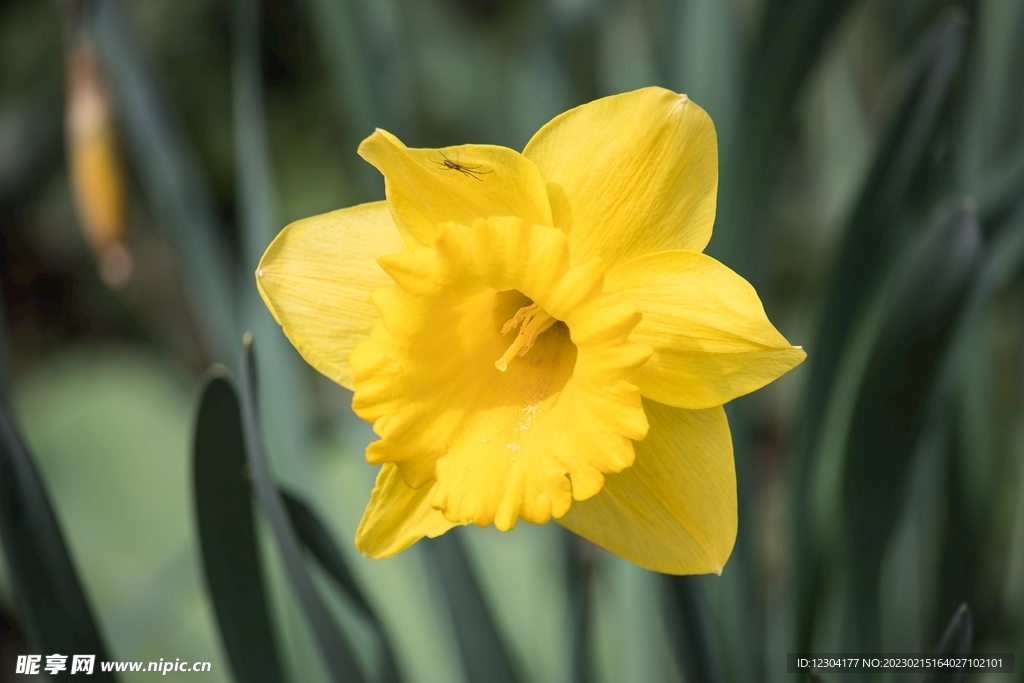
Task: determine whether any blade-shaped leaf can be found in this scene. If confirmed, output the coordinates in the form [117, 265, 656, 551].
[744, 0, 859, 170]
[929, 206, 1024, 597]
[239, 336, 366, 683]
[301, 0, 382, 196]
[972, 204, 1024, 302]
[805, 199, 981, 650]
[86, 0, 239, 362]
[232, 0, 311, 487]
[280, 489, 402, 683]
[565, 533, 594, 683]
[923, 603, 973, 683]
[423, 531, 520, 683]
[798, 8, 968, 478]
[193, 368, 285, 683]
[794, 11, 968, 652]
[844, 201, 980, 644]
[662, 575, 724, 683]
[713, 0, 860, 270]
[958, 0, 1024, 221]
[279, 492, 371, 621]
[0, 401, 116, 680]
[0, 282, 9, 398]
[933, 603, 973, 657]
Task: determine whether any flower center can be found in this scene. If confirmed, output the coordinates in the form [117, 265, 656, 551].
[350, 218, 651, 530]
[495, 302, 557, 372]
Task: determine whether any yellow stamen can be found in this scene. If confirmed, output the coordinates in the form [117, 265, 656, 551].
[495, 303, 557, 372]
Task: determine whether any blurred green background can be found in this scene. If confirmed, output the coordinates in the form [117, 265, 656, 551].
[0, 0, 1023, 681]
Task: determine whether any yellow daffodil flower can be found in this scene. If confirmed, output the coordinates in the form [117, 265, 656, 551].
[256, 87, 805, 575]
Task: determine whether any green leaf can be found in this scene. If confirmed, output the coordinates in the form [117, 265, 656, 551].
[957, 0, 1024, 220]
[876, 424, 949, 653]
[193, 368, 285, 683]
[423, 531, 521, 683]
[86, 0, 239, 362]
[564, 533, 594, 683]
[806, 199, 981, 650]
[662, 575, 724, 683]
[0, 400, 116, 680]
[973, 206, 1024, 299]
[587, 557, 663, 683]
[798, 8, 968, 473]
[14, 349, 227, 668]
[231, 0, 311, 488]
[661, 0, 740, 162]
[195, 352, 405, 682]
[744, 0, 860, 167]
[232, 0, 279, 269]
[843, 202, 978, 643]
[793, 10, 968, 651]
[0, 282, 9, 397]
[922, 604, 972, 683]
[716, 0, 861, 271]
[239, 336, 367, 683]
[948, 206, 1024, 532]
[280, 489, 402, 683]
[301, 0, 383, 197]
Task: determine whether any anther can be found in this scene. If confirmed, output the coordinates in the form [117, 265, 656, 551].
[495, 303, 556, 372]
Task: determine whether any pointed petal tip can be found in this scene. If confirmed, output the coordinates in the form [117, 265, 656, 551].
[358, 128, 396, 159]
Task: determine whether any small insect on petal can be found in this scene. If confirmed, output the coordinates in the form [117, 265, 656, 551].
[436, 152, 493, 181]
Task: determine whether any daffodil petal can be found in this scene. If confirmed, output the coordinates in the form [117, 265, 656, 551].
[606, 250, 806, 409]
[256, 201, 404, 391]
[558, 400, 736, 575]
[358, 129, 553, 247]
[523, 87, 717, 268]
[355, 463, 460, 558]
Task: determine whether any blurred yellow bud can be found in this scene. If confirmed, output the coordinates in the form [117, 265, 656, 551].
[66, 41, 132, 288]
